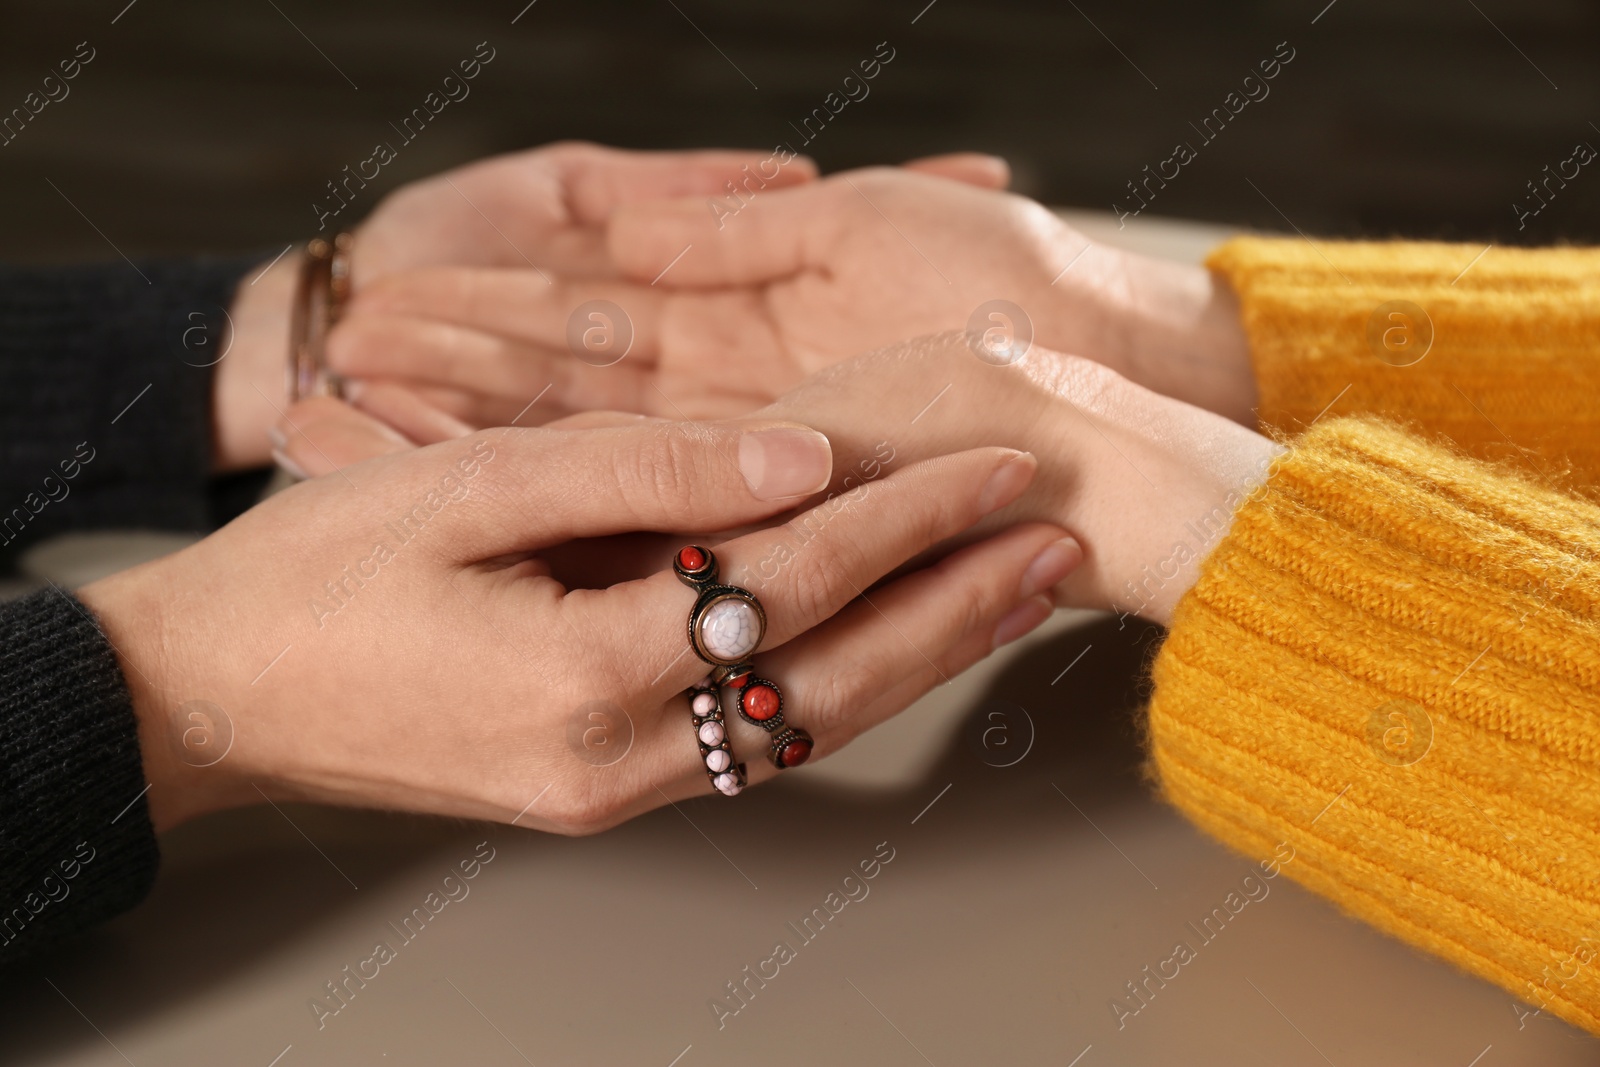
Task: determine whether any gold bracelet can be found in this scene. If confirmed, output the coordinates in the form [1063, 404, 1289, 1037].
[288, 232, 354, 402]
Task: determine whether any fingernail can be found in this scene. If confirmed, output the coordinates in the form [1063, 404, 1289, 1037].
[977, 451, 1035, 514]
[993, 594, 1053, 650]
[267, 425, 287, 450]
[271, 447, 309, 481]
[739, 427, 832, 501]
[1019, 537, 1083, 599]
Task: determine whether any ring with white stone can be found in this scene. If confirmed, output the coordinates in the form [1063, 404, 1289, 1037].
[674, 545, 767, 667]
[675, 546, 814, 772]
[687, 679, 746, 797]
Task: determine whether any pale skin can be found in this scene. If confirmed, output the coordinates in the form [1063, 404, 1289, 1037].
[323, 163, 1260, 428]
[87, 145, 1088, 835]
[113, 143, 1277, 840]
[81, 422, 1081, 834]
[289, 152, 1280, 624]
[283, 337, 1282, 627]
[216, 143, 1014, 471]
[216, 142, 828, 472]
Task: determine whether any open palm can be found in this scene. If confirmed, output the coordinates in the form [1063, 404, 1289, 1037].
[326, 162, 1110, 424]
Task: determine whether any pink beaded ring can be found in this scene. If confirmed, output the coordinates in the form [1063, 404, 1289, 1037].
[686, 680, 747, 797]
[675, 546, 814, 781]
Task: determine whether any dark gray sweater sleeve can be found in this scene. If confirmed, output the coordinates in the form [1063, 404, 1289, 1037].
[0, 256, 271, 958]
[0, 256, 270, 565]
[0, 589, 156, 958]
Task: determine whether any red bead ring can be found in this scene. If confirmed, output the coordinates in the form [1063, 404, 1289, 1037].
[675, 546, 814, 777]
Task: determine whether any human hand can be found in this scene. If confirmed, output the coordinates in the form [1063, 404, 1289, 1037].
[324, 165, 1257, 429]
[270, 389, 681, 588]
[749, 333, 1281, 624]
[349, 141, 819, 282]
[213, 142, 818, 472]
[288, 328, 1277, 623]
[78, 413, 1080, 834]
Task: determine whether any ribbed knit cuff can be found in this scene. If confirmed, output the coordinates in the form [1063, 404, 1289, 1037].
[1208, 237, 1600, 485]
[0, 588, 157, 960]
[0, 256, 268, 563]
[1148, 415, 1600, 1035]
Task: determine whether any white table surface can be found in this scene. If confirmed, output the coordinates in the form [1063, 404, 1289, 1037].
[2, 213, 1592, 1067]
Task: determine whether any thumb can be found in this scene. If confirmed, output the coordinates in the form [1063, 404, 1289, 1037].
[434, 418, 835, 560]
[900, 152, 1011, 189]
[608, 178, 849, 286]
[561, 145, 819, 225]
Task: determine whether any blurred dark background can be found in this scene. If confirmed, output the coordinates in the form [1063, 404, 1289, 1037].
[1, 0, 1597, 262]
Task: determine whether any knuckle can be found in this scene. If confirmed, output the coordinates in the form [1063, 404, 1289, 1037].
[779, 537, 863, 627]
[799, 668, 855, 739]
[621, 424, 722, 519]
[539, 779, 612, 837]
[801, 656, 885, 743]
[943, 565, 993, 640]
[907, 479, 968, 548]
[613, 426, 680, 517]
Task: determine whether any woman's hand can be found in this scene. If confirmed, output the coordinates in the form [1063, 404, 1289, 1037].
[348, 141, 819, 282]
[270, 389, 683, 588]
[751, 334, 1281, 624]
[324, 166, 1258, 428]
[211, 142, 821, 473]
[285, 330, 1279, 624]
[78, 414, 1080, 834]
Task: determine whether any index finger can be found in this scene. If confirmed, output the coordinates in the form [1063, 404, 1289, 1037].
[576, 445, 1039, 695]
[608, 175, 856, 286]
[553, 143, 820, 225]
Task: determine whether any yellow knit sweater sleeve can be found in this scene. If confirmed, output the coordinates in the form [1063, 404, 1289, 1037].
[1207, 237, 1600, 483]
[1148, 415, 1600, 1034]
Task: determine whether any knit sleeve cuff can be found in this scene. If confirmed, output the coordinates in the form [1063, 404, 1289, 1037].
[0, 256, 267, 558]
[0, 588, 158, 960]
[1148, 415, 1600, 1034]
[1206, 236, 1600, 483]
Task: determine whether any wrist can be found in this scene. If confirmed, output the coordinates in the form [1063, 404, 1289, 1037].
[77, 561, 251, 831]
[212, 251, 299, 473]
[1018, 347, 1281, 624]
[989, 351, 1088, 527]
[1046, 240, 1258, 427]
[1118, 251, 1258, 425]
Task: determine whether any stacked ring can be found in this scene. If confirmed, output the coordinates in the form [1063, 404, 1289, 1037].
[675, 545, 815, 778]
[687, 679, 747, 797]
[288, 232, 352, 404]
